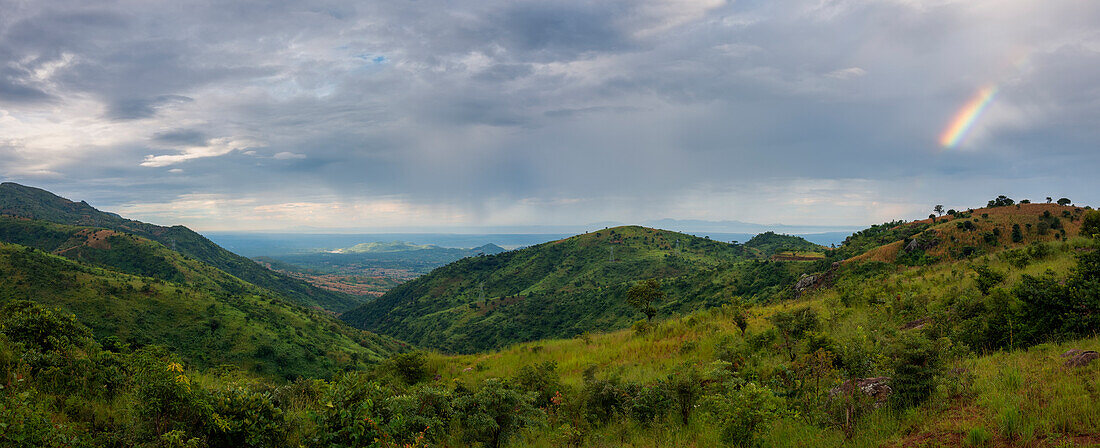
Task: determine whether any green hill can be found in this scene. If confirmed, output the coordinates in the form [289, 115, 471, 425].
[0, 182, 362, 312]
[340, 226, 822, 353]
[4, 202, 1098, 448]
[0, 238, 404, 380]
[744, 231, 827, 257]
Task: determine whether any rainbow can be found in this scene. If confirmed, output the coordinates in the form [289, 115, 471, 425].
[939, 84, 999, 148]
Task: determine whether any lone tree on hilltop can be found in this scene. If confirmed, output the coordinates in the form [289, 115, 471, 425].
[1046, 197, 1053, 203]
[934, 205, 944, 216]
[1058, 198, 1072, 206]
[627, 279, 663, 322]
[988, 195, 1014, 208]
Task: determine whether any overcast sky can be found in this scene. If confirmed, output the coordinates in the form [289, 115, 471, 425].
[1, 0, 1098, 232]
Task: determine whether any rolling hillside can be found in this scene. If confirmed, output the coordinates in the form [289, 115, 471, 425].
[341, 225, 822, 353]
[0, 182, 362, 312]
[6, 199, 1098, 447]
[0, 239, 405, 380]
[845, 203, 1088, 264]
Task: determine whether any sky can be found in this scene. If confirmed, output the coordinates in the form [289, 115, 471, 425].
[1, 0, 1099, 232]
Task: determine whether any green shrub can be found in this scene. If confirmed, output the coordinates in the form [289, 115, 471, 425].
[129, 348, 210, 439]
[512, 361, 562, 408]
[972, 265, 1005, 295]
[668, 363, 703, 424]
[581, 369, 627, 425]
[0, 301, 92, 353]
[889, 335, 944, 407]
[208, 385, 286, 447]
[628, 381, 672, 426]
[454, 378, 543, 448]
[705, 382, 784, 447]
[308, 373, 388, 447]
[384, 351, 430, 385]
[1081, 210, 1100, 237]
[379, 386, 453, 445]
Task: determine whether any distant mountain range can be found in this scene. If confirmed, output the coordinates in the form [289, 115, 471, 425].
[333, 241, 506, 254]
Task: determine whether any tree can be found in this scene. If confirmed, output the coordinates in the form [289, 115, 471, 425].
[1046, 197, 1053, 204]
[1011, 224, 1024, 243]
[1057, 197, 1072, 206]
[733, 310, 748, 336]
[988, 195, 1014, 207]
[768, 307, 820, 361]
[933, 205, 944, 216]
[626, 279, 663, 322]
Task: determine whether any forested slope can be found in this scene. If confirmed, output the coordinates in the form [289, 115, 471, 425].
[342, 226, 820, 353]
[0, 182, 362, 312]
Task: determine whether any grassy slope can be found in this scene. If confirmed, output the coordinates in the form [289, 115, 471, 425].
[852, 203, 1085, 264]
[419, 233, 1098, 447]
[0, 182, 362, 312]
[0, 240, 406, 380]
[340, 226, 815, 353]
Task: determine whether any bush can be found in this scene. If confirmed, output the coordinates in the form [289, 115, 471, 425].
[668, 363, 703, 424]
[768, 307, 820, 361]
[704, 382, 784, 447]
[512, 361, 562, 408]
[581, 369, 627, 425]
[208, 385, 286, 447]
[454, 378, 543, 448]
[0, 301, 93, 353]
[1011, 224, 1023, 243]
[385, 351, 430, 385]
[972, 265, 1005, 295]
[308, 373, 388, 447]
[628, 382, 672, 426]
[889, 335, 944, 407]
[1081, 210, 1100, 237]
[129, 348, 209, 439]
[379, 386, 453, 445]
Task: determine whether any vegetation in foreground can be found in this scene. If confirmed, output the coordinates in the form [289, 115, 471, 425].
[3, 200, 1099, 447]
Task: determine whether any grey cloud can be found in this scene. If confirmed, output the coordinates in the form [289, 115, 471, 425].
[1, 0, 1099, 229]
[153, 129, 210, 146]
[0, 77, 53, 103]
[107, 95, 193, 120]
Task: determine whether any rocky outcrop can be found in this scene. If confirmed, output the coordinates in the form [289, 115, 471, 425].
[900, 317, 931, 331]
[795, 274, 817, 291]
[1062, 349, 1099, 368]
[829, 377, 892, 407]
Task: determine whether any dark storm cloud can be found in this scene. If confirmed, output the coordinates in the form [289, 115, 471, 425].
[1, 0, 1099, 230]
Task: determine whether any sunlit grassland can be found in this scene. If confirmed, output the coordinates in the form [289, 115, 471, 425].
[419, 236, 1100, 447]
